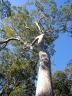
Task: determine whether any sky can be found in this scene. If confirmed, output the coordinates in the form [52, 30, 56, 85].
[8, 0, 72, 72]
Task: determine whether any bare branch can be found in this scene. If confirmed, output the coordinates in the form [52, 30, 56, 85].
[31, 36, 39, 46]
[31, 34, 44, 46]
[0, 29, 45, 52]
[25, 26, 31, 30]
[0, 36, 29, 47]
[18, 38, 38, 53]
[35, 22, 42, 32]
[24, 23, 31, 30]
[0, 36, 38, 53]
[35, 14, 44, 34]
[0, 37, 20, 51]
[37, 14, 44, 23]
[0, 37, 19, 44]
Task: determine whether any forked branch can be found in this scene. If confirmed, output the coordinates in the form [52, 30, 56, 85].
[0, 36, 38, 52]
[32, 34, 44, 46]
[35, 14, 44, 34]
[0, 14, 45, 51]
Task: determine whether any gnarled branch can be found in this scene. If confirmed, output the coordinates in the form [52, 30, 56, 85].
[0, 37, 20, 50]
[0, 37, 19, 44]
[0, 36, 38, 52]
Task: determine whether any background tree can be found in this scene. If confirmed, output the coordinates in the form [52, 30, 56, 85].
[64, 59, 72, 95]
[52, 70, 71, 96]
[52, 59, 72, 96]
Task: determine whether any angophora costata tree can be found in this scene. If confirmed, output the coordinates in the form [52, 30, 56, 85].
[0, 0, 61, 95]
[0, 0, 72, 95]
[0, 15, 53, 96]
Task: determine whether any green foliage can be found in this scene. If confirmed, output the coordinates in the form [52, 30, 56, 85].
[52, 70, 71, 96]
[59, 1, 72, 35]
[60, 1, 72, 20]
[35, 1, 44, 12]
[0, 49, 37, 96]
[64, 59, 72, 79]
[0, 0, 59, 55]
[0, 0, 11, 19]
[64, 60, 72, 95]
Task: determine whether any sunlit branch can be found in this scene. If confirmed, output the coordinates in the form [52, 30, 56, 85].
[35, 14, 44, 34]
[31, 36, 39, 46]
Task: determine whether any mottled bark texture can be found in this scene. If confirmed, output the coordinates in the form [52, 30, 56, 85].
[36, 34, 53, 96]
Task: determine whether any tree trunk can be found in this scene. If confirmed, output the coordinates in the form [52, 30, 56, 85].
[36, 34, 53, 96]
[0, 29, 53, 96]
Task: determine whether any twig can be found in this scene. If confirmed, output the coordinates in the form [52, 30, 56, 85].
[25, 26, 31, 30]
[37, 14, 44, 23]
[24, 23, 31, 30]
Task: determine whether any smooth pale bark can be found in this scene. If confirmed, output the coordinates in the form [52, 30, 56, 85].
[36, 34, 53, 96]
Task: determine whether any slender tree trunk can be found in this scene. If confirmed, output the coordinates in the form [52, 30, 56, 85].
[36, 34, 53, 96]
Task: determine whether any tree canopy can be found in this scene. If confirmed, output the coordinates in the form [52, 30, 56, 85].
[0, 0, 72, 96]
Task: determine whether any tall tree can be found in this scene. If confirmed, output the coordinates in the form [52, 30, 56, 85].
[0, 0, 71, 95]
